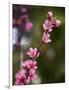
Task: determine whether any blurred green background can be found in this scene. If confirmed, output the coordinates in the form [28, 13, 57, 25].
[13, 5, 65, 85]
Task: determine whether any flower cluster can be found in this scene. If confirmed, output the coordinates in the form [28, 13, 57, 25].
[15, 60, 37, 85]
[15, 11, 61, 85]
[27, 48, 40, 58]
[23, 60, 37, 80]
[42, 32, 51, 43]
[15, 48, 39, 85]
[15, 69, 29, 85]
[42, 11, 61, 43]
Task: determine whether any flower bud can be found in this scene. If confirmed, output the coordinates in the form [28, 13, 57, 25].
[55, 19, 61, 27]
[48, 11, 53, 18]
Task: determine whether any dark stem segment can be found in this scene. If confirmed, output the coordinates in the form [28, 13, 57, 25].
[37, 41, 43, 51]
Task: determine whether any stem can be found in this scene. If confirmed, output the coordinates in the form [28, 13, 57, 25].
[37, 41, 43, 51]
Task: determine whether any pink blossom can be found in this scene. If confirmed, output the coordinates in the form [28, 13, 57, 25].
[47, 11, 53, 19]
[43, 11, 61, 31]
[15, 60, 37, 85]
[15, 70, 30, 85]
[54, 19, 61, 27]
[27, 48, 40, 58]
[23, 60, 37, 70]
[15, 79, 20, 85]
[28, 69, 37, 80]
[23, 60, 37, 81]
[42, 32, 51, 43]
[25, 22, 33, 31]
[43, 19, 53, 32]
[15, 69, 26, 79]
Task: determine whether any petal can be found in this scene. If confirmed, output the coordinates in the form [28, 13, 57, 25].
[46, 33, 50, 38]
[34, 48, 38, 56]
[43, 32, 46, 37]
[29, 47, 33, 52]
[55, 20, 61, 27]
[34, 48, 37, 52]
[30, 69, 35, 74]
[36, 52, 40, 58]
[46, 39, 51, 43]
[15, 79, 20, 85]
[34, 66, 37, 69]
[26, 77, 30, 84]
[48, 11, 53, 18]
[45, 19, 49, 24]
[33, 61, 37, 65]
[48, 28, 52, 32]
[27, 51, 30, 55]
[43, 24, 46, 30]
[50, 25, 53, 28]
[27, 64, 30, 68]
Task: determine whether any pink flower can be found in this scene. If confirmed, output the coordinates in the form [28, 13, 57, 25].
[42, 32, 51, 43]
[43, 11, 61, 31]
[23, 60, 37, 81]
[53, 19, 61, 27]
[27, 48, 40, 58]
[15, 79, 20, 85]
[55, 19, 61, 27]
[15, 60, 37, 85]
[15, 69, 26, 79]
[47, 11, 53, 19]
[25, 22, 33, 31]
[28, 69, 37, 80]
[23, 60, 37, 70]
[43, 19, 53, 32]
[15, 70, 30, 85]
